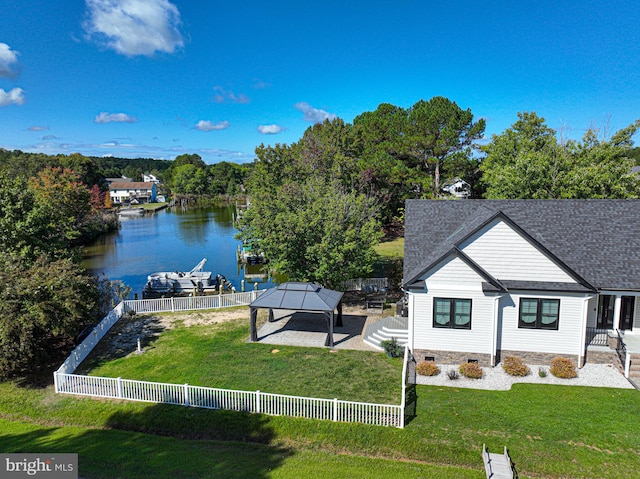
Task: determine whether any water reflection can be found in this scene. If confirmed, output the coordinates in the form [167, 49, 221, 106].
[82, 205, 274, 297]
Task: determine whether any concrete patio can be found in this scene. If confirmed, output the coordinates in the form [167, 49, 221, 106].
[255, 309, 380, 351]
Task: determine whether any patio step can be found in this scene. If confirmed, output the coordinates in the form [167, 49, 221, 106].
[363, 316, 408, 350]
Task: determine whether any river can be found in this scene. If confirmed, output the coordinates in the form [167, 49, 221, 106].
[81, 205, 275, 298]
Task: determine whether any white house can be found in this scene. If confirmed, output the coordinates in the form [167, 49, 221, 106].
[142, 173, 161, 184]
[109, 181, 157, 204]
[401, 200, 640, 374]
[441, 178, 471, 198]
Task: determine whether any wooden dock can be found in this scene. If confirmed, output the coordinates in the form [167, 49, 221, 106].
[482, 444, 518, 479]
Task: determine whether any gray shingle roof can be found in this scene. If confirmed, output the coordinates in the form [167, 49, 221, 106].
[403, 199, 640, 291]
[249, 282, 343, 311]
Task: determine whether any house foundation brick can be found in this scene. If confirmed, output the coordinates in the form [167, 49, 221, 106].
[497, 350, 579, 366]
[584, 350, 620, 364]
[414, 349, 492, 367]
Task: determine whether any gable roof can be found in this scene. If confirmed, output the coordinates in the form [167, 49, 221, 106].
[404, 199, 640, 291]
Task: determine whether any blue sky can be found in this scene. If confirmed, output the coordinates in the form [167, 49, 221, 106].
[0, 1, 638, 164]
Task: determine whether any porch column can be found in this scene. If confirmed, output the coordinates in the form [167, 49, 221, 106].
[613, 295, 622, 331]
[578, 295, 593, 368]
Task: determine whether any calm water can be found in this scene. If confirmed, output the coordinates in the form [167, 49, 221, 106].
[81, 205, 274, 298]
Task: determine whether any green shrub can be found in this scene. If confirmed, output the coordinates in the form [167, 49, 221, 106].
[538, 367, 548, 378]
[502, 356, 530, 377]
[458, 362, 483, 379]
[550, 357, 577, 379]
[380, 338, 404, 358]
[416, 360, 440, 376]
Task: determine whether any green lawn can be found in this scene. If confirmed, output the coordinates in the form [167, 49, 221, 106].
[80, 312, 403, 404]
[2, 309, 639, 478]
[374, 237, 404, 258]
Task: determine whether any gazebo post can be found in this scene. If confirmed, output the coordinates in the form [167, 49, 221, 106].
[324, 311, 334, 348]
[250, 307, 258, 342]
[268, 308, 274, 322]
[336, 301, 343, 327]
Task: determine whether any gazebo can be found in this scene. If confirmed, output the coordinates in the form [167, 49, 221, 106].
[249, 282, 344, 348]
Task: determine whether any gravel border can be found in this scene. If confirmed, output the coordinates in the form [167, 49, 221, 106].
[415, 363, 634, 390]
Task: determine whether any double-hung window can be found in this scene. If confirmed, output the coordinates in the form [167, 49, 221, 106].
[433, 298, 472, 329]
[518, 298, 560, 330]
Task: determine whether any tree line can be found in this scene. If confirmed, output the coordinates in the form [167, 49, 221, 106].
[237, 98, 640, 288]
[0, 149, 252, 199]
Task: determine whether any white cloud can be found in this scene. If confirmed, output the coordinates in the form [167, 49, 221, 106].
[94, 112, 137, 123]
[257, 124, 284, 135]
[212, 86, 250, 104]
[294, 102, 337, 123]
[195, 120, 229, 132]
[83, 0, 184, 56]
[0, 88, 25, 107]
[29, 125, 49, 132]
[0, 43, 19, 78]
[252, 79, 270, 90]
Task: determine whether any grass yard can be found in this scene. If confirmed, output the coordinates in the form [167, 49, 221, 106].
[79, 310, 402, 404]
[0, 418, 482, 479]
[2, 307, 639, 478]
[1, 379, 638, 479]
[374, 236, 404, 258]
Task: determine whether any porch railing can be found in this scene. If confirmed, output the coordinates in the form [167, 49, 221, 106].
[585, 327, 609, 347]
[338, 277, 388, 292]
[616, 339, 631, 379]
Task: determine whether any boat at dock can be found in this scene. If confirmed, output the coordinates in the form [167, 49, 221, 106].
[142, 258, 233, 298]
[118, 207, 145, 217]
[237, 242, 267, 265]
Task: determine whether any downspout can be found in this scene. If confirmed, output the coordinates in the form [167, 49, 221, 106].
[491, 294, 503, 367]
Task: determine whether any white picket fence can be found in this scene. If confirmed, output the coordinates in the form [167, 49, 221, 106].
[338, 277, 388, 292]
[53, 284, 409, 428]
[54, 373, 404, 427]
[123, 290, 263, 315]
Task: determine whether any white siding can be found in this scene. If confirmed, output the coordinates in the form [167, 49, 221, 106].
[422, 255, 486, 291]
[458, 218, 577, 283]
[412, 291, 495, 355]
[499, 292, 587, 356]
[412, 255, 494, 355]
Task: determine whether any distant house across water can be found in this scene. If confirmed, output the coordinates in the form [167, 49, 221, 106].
[142, 173, 161, 184]
[109, 181, 157, 204]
